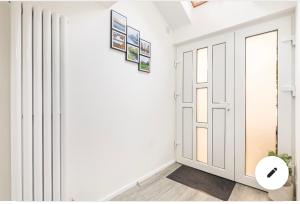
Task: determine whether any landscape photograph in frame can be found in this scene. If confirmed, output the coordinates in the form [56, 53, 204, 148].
[140, 39, 151, 57]
[111, 10, 127, 34]
[127, 26, 140, 47]
[111, 30, 126, 52]
[139, 55, 150, 72]
[126, 44, 139, 63]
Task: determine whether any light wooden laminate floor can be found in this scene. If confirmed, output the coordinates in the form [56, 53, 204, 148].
[112, 163, 269, 201]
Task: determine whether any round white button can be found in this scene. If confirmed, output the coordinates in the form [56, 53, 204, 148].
[255, 156, 289, 190]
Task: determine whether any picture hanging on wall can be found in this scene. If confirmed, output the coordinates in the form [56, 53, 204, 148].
[126, 44, 140, 63]
[140, 39, 151, 57]
[111, 10, 127, 34]
[110, 9, 151, 73]
[111, 30, 126, 52]
[127, 26, 140, 47]
[139, 55, 150, 73]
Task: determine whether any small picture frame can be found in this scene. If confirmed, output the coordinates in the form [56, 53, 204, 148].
[111, 10, 127, 34]
[126, 44, 140, 63]
[127, 26, 140, 47]
[139, 55, 150, 73]
[111, 30, 126, 52]
[140, 39, 151, 57]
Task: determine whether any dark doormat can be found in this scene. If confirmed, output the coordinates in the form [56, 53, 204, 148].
[167, 165, 236, 201]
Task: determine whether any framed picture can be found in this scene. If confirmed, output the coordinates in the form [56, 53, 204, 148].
[111, 30, 126, 52]
[140, 39, 151, 57]
[139, 55, 150, 73]
[127, 26, 140, 47]
[111, 10, 127, 34]
[126, 44, 139, 63]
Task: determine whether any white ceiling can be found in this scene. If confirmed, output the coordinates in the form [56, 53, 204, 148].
[98, 1, 297, 41]
[154, 1, 192, 30]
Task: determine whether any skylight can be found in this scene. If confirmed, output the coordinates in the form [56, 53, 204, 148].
[191, 1, 207, 8]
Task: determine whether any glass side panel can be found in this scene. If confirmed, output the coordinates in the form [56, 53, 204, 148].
[197, 48, 208, 83]
[245, 31, 278, 177]
[197, 88, 208, 123]
[197, 127, 208, 163]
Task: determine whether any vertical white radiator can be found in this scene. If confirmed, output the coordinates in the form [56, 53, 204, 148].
[60, 16, 67, 201]
[43, 10, 53, 201]
[22, 4, 33, 200]
[52, 13, 61, 201]
[33, 7, 43, 201]
[10, 2, 22, 201]
[10, 2, 66, 201]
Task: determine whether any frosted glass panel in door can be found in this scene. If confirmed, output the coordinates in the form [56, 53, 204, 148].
[196, 88, 207, 123]
[245, 31, 278, 176]
[197, 128, 207, 163]
[197, 48, 208, 83]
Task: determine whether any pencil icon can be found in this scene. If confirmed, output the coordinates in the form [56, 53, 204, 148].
[267, 168, 277, 178]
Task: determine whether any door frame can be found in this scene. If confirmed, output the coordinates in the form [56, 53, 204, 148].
[175, 14, 294, 190]
[235, 15, 294, 190]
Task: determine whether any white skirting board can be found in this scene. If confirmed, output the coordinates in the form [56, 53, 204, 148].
[100, 160, 176, 201]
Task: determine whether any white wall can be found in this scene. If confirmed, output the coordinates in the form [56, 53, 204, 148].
[8, 1, 297, 201]
[0, 2, 11, 201]
[173, 1, 296, 44]
[32, 1, 175, 201]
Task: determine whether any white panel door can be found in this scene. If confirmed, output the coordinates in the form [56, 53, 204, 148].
[176, 32, 235, 180]
[235, 15, 293, 190]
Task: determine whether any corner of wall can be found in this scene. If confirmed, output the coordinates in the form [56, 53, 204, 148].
[295, 1, 300, 201]
[100, 160, 175, 201]
[0, 1, 11, 201]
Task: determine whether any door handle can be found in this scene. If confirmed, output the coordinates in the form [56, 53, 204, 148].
[280, 85, 296, 97]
